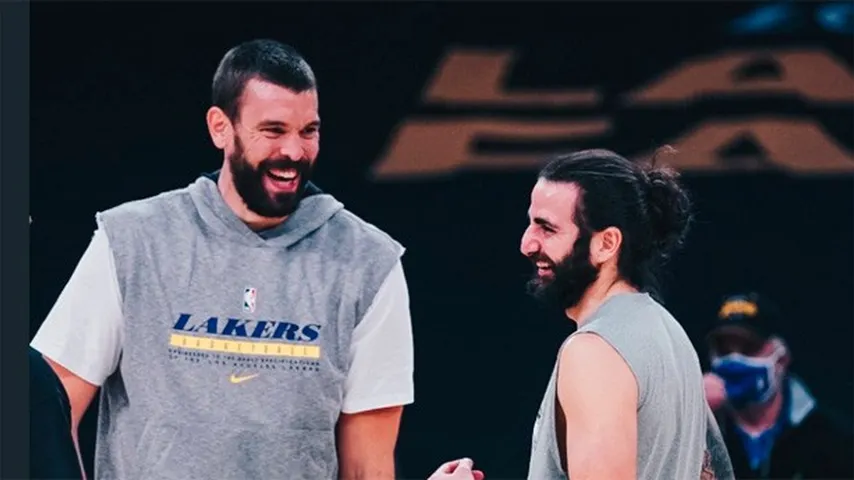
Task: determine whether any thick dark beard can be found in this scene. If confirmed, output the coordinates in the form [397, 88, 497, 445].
[228, 136, 312, 218]
[525, 230, 600, 312]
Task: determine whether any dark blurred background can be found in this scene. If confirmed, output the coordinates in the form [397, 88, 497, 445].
[30, 2, 853, 479]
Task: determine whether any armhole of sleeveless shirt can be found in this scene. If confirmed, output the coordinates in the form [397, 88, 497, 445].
[92, 222, 127, 328]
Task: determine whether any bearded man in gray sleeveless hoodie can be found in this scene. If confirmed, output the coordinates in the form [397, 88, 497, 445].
[433, 149, 735, 480]
[31, 39, 414, 480]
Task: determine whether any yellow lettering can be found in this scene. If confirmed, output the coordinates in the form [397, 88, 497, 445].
[424, 49, 600, 107]
[719, 300, 758, 319]
[627, 49, 854, 104]
[630, 118, 854, 174]
[371, 118, 610, 180]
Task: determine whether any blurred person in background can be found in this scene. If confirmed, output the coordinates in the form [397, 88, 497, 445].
[704, 292, 854, 479]
[30, 347, 83, 479]
[31, 212, 83, 480]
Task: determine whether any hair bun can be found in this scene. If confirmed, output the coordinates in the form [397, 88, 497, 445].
[643, 148, 692, 259]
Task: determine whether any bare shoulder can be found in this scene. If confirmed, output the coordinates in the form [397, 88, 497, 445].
[559, 333, 631, 374]
[557, 333, 637, 400]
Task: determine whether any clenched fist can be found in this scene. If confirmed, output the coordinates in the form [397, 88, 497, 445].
[427, 458, 485, 480]
[704, 372, 727, 411]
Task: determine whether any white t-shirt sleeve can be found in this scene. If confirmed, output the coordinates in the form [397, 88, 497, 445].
[341, 259, 415, 414]
[30, 228, 124, 387]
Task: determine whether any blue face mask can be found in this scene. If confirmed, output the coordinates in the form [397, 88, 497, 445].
[711, 348, 783, 409]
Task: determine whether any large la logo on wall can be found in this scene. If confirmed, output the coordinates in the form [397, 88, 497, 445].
[371, 47, 854, 180]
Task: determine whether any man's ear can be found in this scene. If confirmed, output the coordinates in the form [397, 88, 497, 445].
[206, 106, 233, 150]
[590, 226, 622, 266]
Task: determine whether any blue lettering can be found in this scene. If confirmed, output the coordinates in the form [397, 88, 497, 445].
[273, 322, 300, 341]
[171, 314, 321, 343]
[172, 313, 192, 331]
[251, 321, 277, 339]
[222, 318, 251, 337]
[300, 324, 322, 342]
[193, 317, 219, 334]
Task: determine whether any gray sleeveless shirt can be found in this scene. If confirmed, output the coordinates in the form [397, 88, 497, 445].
[527, 293, 734, 480]
[92, 176, 403, 480]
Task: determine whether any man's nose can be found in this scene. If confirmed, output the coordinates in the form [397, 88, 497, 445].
[278, 135, 304, 160]
[520, 229, 539, 257]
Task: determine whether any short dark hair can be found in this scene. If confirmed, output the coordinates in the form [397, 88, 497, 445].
[211, 39, 317, 122]
[538, 148, 693, 296]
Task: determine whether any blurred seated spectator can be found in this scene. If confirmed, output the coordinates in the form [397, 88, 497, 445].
[703, 292, 853, 479]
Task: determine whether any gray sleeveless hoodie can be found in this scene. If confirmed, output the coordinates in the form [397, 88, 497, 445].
[92, 174, 403, 480]
[528, 293, 735, 480]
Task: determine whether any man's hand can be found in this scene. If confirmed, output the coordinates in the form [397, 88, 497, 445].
[427, 458, 485, 480]
[703, 373, 727, 411]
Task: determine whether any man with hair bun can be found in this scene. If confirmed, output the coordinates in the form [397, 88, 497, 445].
[432, 148, 735, 480]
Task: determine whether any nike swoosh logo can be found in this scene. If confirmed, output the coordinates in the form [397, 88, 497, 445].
[229, 373, 260, 384]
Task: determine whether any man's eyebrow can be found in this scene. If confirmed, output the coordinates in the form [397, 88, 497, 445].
[256, 119, 321, 129]
[256, 120, 285, 128]
[530, 215, 558, 230]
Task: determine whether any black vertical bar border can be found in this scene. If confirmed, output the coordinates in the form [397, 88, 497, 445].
[1, 1, 30, 479]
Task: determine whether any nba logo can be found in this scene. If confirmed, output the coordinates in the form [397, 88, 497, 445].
[243, 287, 257, 313]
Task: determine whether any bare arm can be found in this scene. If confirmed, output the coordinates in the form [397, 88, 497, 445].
[43, 355, 99, 480]
[557, 333, 638, 480]
[336, 405, 403, 480]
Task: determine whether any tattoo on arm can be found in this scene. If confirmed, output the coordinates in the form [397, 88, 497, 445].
[701, 450, 717, 480]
